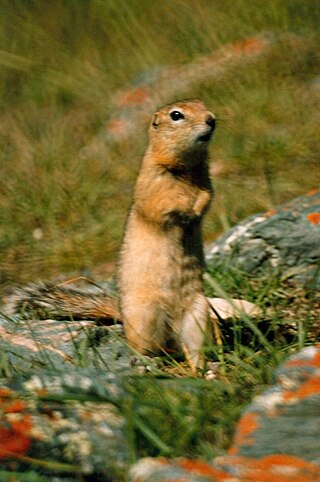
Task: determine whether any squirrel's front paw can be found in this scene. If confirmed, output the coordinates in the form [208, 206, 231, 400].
[193, 191, 212, 217]
[164, 210, 195, 228]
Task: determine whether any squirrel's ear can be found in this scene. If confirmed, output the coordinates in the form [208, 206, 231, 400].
[151, 113, 160, 128]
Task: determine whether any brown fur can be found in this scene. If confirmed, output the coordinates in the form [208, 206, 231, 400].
[118, 99, 215, 369]
[5, 282, 120, 321]
[6, 100, 215, 369]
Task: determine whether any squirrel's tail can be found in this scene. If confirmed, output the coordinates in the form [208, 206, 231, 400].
[4, 282, 121, 322]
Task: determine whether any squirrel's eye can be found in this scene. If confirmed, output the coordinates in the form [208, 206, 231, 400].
[170, 110, 184, 121]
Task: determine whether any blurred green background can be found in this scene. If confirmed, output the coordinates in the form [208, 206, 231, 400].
[1, 0, 319, 291]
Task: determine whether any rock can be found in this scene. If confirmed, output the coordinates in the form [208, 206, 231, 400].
[0, 285, 261, 376]
[0, 313, 132, 375]
[0, 368, 127, 480]
[129, 344, 320, 481]
[229, 344, 320, 462]
[207, 189, 320, 288]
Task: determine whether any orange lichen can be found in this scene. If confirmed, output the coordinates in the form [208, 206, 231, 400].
[0, 427, 31, 459]
[229, 413, 260, 454]
[220, 454, 320, 481]
[142, 455, 320, 482]
[260, 454, 318, 470]
[9, 413, 33, 434]
[0, 413, 33, 459]
[286, 353, 320, 369]
[307, 212, 320, 225]
[3, 399, 26, 414]
[264, 209, 276, 218]
[179, 459, 230, 480]
[283, 375, 320, 401]
[0, 391, 33, 459]
[306, 189, 319, 197]
[232, 36, 268, 55]
[118, 87, 151, 107]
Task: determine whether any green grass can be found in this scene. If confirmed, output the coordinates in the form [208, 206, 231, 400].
[0, 471, 49, 482]
[120, 265, 317, 461]
[0, 268, 318, 478]
[1, 0, 320, 289]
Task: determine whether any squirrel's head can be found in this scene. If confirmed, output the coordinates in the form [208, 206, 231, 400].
[148, 99, 215, 166]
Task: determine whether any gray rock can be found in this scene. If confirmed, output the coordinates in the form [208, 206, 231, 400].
[129, 344, 320, 482]
[206, 189, 320, 287]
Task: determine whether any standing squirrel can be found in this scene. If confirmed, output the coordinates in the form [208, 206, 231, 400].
[6, 99, 216, 370]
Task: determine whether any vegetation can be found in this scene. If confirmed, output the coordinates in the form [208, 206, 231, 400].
[1, 265, 316, 480]
[1, 0, 319, 289]
[0, 1, 319, 479]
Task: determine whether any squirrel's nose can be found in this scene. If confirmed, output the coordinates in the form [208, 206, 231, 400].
[206, 114, 216, 130]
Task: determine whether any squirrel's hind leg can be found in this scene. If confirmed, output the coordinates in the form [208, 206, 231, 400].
[123, 301, 168, 355]
[179, 294, 209, 373]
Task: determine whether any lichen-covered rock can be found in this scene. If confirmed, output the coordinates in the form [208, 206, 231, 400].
[129, 344, 320, 481]
[207, 189, 320, 288]
[0, 369, 127, 480]
[0, 294, 261, 377]
[229, 344, 320, 462]
[130, 455, 320, 481]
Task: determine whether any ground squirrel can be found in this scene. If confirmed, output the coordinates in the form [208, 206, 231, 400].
[118, 99, 215, 369]
[6, 99, 215, 370]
